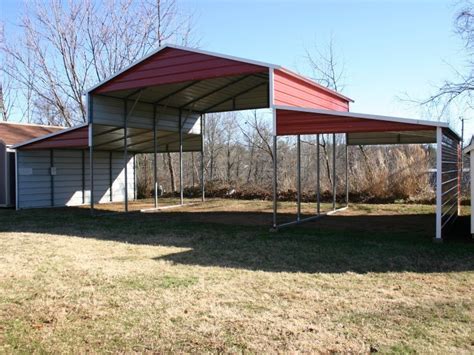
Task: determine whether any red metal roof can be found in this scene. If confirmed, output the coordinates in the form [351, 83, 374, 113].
[92, 46, 269, 94]
[14, 125, 88, 150]
[0, 122, 64, 146]
[275, 107, 442, 136]
[88, 45, 353, 111]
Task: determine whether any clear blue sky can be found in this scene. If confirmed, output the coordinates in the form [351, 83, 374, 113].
[1, 0, 472, 137]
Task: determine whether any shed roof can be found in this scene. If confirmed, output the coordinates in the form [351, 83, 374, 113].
[13, 124, 89, 150]
[0, 122, 64, 147]
[274, 106, 460, 144]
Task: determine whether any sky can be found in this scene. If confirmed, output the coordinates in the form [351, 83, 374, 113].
[1, 0, 472, 138]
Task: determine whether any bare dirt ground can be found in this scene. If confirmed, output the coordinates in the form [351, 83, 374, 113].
[1, 199, 473, 353]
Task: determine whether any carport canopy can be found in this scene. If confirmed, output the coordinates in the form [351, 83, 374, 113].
[274, 105, 457, 145]
[12, 44, 460, 241]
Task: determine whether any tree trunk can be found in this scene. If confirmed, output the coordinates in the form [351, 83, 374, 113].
[167, 152, 176, 192]
[321, 135, 332, 187]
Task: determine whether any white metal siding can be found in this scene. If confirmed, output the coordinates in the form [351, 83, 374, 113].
[17, 149, 135, 209]
[17, 150, 51, 208]
[92, 95, 201, 134]
[53, 150, 84, 206]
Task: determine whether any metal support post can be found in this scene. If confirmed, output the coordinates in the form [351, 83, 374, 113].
[332, 133, 336, 210]
[179, 109, 184, 205]
[201, 114, 205, 202]
[297, 135, 301, 221]
[272, 135, 278, 229]
[345, 134, 349, 207]
[435, 127, 443, 242]
[124, 99, 129, 212]
[153, 105, 158, 208]
[316, 134, 320, 214]
[88, 93, 95, 215]
[89, 123, 94, 214]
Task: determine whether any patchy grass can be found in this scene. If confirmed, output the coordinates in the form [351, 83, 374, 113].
[0, 199, 473, 353]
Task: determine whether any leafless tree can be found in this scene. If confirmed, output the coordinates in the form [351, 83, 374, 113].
[305, 36, 347, 189]
[1, 0, 196, 126]
[419, 1, 474, 116]
[305, 34, 346, 92]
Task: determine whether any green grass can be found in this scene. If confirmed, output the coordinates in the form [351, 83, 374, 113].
[0, 199, 473, 353]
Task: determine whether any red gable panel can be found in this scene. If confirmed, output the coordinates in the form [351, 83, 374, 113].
[273, 69, 350, 112]
[92, 47, 268, 94]
[276, 109, 435, 136]
[19, 126, 89, 150]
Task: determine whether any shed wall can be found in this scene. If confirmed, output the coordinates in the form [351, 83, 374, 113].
[17, 149, 135, 209]
[440, 129, 461, 234]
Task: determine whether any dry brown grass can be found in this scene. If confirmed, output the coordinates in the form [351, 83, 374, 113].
[0, 199, 473, 353]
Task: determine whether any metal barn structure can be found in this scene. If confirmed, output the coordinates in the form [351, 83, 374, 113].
[13, 45, 461, 241]
[0, 122, 64, 207]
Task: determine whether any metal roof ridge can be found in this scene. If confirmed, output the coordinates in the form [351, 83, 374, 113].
[85, 44, 280, 94]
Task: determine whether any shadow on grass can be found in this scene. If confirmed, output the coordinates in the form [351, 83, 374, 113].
[1, 206, 473, 274]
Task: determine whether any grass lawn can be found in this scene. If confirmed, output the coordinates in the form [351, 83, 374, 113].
[0, 199, 473, 353]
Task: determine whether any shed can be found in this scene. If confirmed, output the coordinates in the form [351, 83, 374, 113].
[0, 122, 64, 207]
[12, 44, 461, 241]
[12, 124, 137, 208]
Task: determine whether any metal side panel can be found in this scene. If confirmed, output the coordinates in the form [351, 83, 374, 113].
[53, 150, 84, 206]
[110, 152, 135, 202]
[84, 151, 111, 204]
[17, 150, 52, 208]
[92, 95, 201, 134]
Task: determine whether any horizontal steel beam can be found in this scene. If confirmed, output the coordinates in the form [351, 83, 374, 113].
[272, 206, 348, 231]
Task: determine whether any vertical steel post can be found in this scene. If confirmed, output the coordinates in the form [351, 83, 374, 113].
[458, 141, 462, 216]
[124, 99, 128, 212]
[297, 135, 301, 221]
[201, 114, 205, 202]
[435, 127, 443, 241]
[15, 150, 19, 210]
[50, 149, 54, 207]
[88, 93, 94, 215]
[345, 134, 349, 207]
[179, 109, 183, 205]
[332, 133, 336, 210]
[109, 151, 113, 202]
[316, 134, 320, 214]
[153, 105, 158, 208]
[133, 153, 137, 201]
[81, 149, 85, 204]
[89, 123, 94, 214]
[272, 135, 278, 229]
